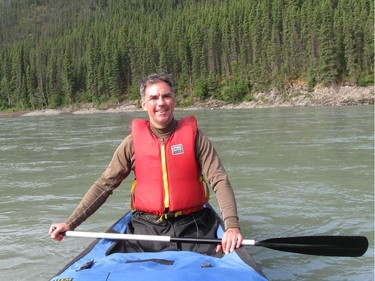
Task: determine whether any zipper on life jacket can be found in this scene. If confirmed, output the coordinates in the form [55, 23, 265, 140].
[160, 138, 170, 209]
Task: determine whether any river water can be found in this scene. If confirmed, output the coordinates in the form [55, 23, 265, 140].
[0, 105, 373, 280]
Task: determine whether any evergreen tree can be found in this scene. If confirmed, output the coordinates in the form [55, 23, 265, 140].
[317, 0, 338, 85]
[61, 47, 74, 105]
[86, 36, 100, 102]
[9, 44, 27, 109]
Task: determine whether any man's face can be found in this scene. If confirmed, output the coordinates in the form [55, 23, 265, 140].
[141, 81, 176, 129]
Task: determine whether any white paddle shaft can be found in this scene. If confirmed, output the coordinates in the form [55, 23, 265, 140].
[65, 230, 256, 245]
[65, 231, 171, 242]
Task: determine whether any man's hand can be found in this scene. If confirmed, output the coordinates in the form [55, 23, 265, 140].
[216, 227, 243, 254]
[49, 222, 70, 241]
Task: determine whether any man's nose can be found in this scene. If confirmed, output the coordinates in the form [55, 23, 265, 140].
[157, 96, 166, 105]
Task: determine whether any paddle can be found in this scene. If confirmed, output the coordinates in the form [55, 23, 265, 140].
[64, 231, 368, 257]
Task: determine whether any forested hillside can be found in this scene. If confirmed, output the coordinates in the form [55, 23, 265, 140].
[0, 0, 373, 111]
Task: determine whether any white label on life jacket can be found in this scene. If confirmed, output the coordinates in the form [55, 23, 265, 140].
[171, 144, 184, 155]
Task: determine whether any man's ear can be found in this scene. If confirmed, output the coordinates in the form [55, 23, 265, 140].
[140, 99, 147, 110]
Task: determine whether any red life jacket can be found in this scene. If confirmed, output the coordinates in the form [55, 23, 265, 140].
[131, 116, 209, 215]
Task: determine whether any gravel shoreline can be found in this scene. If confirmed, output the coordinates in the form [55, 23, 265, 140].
[1, 85, 373, 117]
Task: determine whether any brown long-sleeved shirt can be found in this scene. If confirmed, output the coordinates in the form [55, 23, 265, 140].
[65, 118, 240, 230]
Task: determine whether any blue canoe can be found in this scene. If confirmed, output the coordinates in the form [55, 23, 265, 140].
[50, 206, 268, 281]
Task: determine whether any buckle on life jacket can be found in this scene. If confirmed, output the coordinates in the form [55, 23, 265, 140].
[157, 211, 182, 223]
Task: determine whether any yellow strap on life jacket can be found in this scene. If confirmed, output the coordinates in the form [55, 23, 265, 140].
[160, 140, 170, 209]
[130, 179, 137, 211]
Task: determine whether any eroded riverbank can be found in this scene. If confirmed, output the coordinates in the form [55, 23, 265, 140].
[1, 85, 373, 117]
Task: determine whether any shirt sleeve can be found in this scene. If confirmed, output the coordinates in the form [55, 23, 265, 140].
[65, 134, 134, 230]
[196, 129, 240, 230]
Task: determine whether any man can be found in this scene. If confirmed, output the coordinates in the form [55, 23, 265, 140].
[49, 73, 243, 254]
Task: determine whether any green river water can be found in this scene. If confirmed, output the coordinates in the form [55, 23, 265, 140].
[0, 105, 373, 280]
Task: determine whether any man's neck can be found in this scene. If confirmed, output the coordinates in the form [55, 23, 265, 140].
[149, 118, 177, 139]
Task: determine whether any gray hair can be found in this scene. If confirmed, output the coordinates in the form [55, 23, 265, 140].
[139, 73, 175, 99]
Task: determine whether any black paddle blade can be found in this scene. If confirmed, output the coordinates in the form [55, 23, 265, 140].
[255, 236, 368, 257]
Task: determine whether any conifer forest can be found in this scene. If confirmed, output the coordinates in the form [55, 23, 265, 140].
[0, 0, 373, 111]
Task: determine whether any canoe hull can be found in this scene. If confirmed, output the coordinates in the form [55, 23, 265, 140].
[50, 207, 268, 281]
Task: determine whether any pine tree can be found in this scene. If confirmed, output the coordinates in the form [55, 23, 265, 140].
[316, 0, 337, 85]
[9, 44, 27, 109]
[86, 36, 100, 102]
[61, 47, 74, 105]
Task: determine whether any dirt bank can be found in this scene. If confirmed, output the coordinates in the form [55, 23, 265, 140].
[190, 85, 374, 109]
[0, 85, 373, 117]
